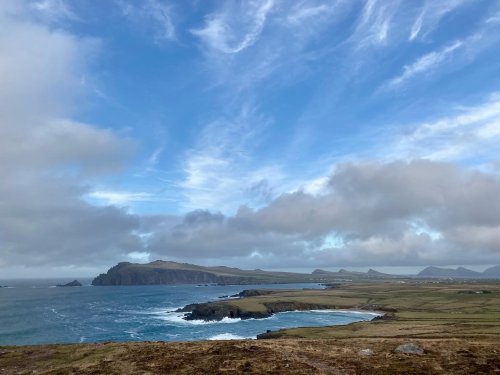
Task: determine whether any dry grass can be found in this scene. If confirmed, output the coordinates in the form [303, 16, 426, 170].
[1, 338, 499, 374]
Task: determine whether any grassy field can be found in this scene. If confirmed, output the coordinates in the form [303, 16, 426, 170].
[1, 280, 499, 374]
[253, 281, 500, 339]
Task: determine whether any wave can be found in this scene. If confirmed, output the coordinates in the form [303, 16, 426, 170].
[208, 333, 252, 340]
[274, 309, 381, 317]
[153, 311, 241, 325]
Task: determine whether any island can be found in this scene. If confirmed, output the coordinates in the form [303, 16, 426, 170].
[56, 280, 82, 287]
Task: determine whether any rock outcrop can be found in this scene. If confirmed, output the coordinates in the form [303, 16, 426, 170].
[56, 280, 82, 287]
[178, 290, 338, 322]
[395, 343, 424, 355]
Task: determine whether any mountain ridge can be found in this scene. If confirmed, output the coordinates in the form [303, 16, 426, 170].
[91, 261, 500, 285]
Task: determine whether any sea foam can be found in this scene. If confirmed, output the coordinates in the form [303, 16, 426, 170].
[208, 333, 252, 340]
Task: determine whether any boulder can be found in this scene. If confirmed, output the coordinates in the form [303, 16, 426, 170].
[394, 343, 424, 355]
[358, 349, 374, 356]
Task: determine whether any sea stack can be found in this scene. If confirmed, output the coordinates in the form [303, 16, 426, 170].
[56, 280, 82, 287]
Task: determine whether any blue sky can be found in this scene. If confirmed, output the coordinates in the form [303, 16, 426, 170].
[1, 0, 500, 277]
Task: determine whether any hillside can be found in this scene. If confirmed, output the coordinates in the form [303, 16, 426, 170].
[91, 260, 319, 286]
[418, 266, 500, 278]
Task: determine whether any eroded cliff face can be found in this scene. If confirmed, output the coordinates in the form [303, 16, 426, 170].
[91, 262, 261, 286]
[93, 268, 220, 285]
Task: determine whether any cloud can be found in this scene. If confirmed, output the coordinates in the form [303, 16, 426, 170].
[382, 40, 463, 90]
[409, 0, 467, 41]
[390, 93, 500, 162]
[0, 175, 142, 267]
[0, 1, 142, 268]
[88, 191, 155, 206]
[117, 0, 176, 42]
[147, 160, 500, 267]
[381, 11, 500, 92]
[192, 0, 274, 54]
[179, 105, 284, 212]
[348, 0, 400, 48]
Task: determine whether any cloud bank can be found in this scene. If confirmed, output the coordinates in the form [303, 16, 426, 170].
[147, 160, 500, 268]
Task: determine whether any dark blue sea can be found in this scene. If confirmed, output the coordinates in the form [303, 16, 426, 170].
[0, 279, 378, 345]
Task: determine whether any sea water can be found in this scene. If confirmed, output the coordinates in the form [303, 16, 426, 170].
[0, 280, 378, 345]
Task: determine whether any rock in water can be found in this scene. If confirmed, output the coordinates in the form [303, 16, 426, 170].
[56, 280, 82, 287]
[395, 343, 424, 355]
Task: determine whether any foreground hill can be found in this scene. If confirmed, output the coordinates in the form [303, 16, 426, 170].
[2, 338, 498, 374]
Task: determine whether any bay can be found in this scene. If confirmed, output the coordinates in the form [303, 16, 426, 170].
[0, 280, 378, 345]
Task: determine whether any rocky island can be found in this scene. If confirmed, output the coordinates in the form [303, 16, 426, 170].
[56, 280, 82, 287]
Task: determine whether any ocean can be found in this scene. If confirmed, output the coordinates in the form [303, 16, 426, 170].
[0, 279, 378, 345]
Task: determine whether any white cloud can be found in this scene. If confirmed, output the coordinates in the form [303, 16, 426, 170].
[192, 0, 274, 54]
[30, 0, 78, 22]
[391, 93, 500, 162]
[383, 41, 463, 90]
[349, 0, 400, 48]
[117, 0, 175, 42]
[179, 106, 285, 212]
[88, 191, 155, 206]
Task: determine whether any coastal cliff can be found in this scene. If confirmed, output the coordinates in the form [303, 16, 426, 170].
[91, 260, 319, 286]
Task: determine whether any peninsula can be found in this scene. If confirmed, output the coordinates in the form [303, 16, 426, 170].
[91, 260, 500, 286]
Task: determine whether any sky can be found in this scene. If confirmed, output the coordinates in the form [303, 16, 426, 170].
[1, 0, 500, 278]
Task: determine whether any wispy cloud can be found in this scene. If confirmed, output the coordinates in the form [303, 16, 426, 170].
[192, 0, 274, 54]
[349, 0, 400, 48]
[390, 93, 500, 162]
[179, 105, 280, 212]
[30, 0, 79, 22]
[117, 0, 175, 42]
[409, 0, 467, 41]
[382, 40, 463, 90]
[88, 191, 155, 206]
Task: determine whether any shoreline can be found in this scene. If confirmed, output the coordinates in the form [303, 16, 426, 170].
[177, 287, 393, 322]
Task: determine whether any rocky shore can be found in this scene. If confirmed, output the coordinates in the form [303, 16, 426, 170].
[177, 289, 384, 322]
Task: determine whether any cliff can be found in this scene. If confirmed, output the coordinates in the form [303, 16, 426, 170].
[91, 261, 317, 286]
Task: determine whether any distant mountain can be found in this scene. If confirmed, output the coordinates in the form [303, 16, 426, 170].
[418, 266, 499, 278]
[483, 265, 500, 276]
[312, 268, 394, 278]
[367, 269, 391, 277]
